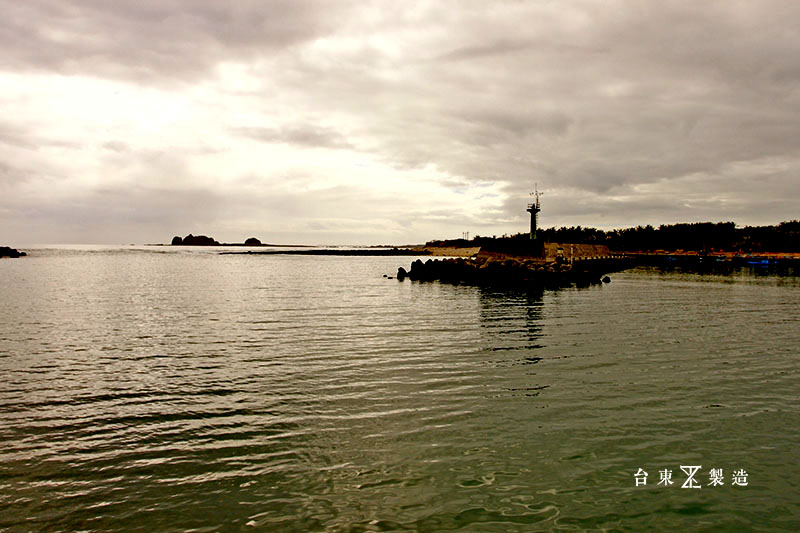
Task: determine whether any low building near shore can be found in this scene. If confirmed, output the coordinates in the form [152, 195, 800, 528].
[543, 243, 614, 261]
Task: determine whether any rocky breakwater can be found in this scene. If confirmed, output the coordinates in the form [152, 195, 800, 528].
[397, 254, 629, 288]
[0, 246, 26, 258]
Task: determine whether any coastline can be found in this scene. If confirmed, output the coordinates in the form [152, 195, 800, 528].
[408, 246, 481, 257]
[147, 242, 314, 247]
[219, 246, 481, 257]
[220, 248, 430, 256]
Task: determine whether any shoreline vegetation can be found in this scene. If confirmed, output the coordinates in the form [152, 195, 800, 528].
[428, 220, 800, 255]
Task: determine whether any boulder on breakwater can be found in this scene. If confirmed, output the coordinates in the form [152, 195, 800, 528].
[397, 254, 628, 288]
[0, 246, 26, 258]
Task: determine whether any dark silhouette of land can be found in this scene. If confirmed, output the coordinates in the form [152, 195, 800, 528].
[168, 234, 426, 253]
[396, 256, 625, 287]
[172, 234, 219, 246]
[167, 220, 800, 254]
[428, 220, 800, 254]
[168, 234, 311, 247]
[406, 220, 800, 284]
[167, 221, 800, 282]
[221, 248, 428, 256]
[0, 246, 26, 258]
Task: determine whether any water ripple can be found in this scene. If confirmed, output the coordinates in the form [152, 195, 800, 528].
[1, 251, 798, 531]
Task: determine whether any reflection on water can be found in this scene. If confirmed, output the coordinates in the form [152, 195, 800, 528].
[0, 248, 798, 531]
[634, 257, 800, 278]
[479, 287, 545, 350]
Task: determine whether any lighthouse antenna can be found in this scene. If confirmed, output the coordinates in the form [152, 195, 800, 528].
[529, 183, 543, 209]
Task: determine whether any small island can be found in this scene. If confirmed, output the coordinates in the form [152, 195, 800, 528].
[169, 234, 279, 247]
[171, 234, 220, 246]
[0, 246, 26, 258]
[0, 246, 28, 259]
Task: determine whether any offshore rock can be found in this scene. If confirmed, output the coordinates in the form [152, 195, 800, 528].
[244, 237, 262, 246]
[398, 254, 630, 289]
[0, 246, 26, 258]
[171, 236, 183, 245]
[408, 259, 425, 281]
[176, 234, 220, 246]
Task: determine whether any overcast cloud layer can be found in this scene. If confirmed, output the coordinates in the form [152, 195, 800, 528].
[1, 0, 798, 244]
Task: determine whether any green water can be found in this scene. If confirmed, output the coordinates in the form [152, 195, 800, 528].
[1, 247, 798, 531]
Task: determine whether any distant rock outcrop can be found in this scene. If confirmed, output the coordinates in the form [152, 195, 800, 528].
[244, 237, 262, 246]
[0, 246, 26, 258]
[173, 234, 220, 246]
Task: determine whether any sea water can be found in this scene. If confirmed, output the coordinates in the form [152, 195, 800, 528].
[1, 246, 798, 531]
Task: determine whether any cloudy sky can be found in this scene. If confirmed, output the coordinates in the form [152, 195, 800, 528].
[1, 0, 798, 245]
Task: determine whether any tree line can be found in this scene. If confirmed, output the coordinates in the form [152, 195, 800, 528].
[428, 221, 800, 252]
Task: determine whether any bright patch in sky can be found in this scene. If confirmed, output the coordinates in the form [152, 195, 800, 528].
[1, 1, 798, 244]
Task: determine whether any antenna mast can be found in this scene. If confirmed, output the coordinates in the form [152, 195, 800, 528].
[532, 183, 542, 209]
[526, 183, 543, 240]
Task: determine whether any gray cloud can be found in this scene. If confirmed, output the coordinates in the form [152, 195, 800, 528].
[0, 123, 37, 150]
[0, 0, 356, 83]
[1, 0, 799, 243]
[1, 186, 224, 244]
[437, 39, 535, 62]
[101, 141, 130, 153]
[234, 125, 354, 150]
[0, 120, 83, 152]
